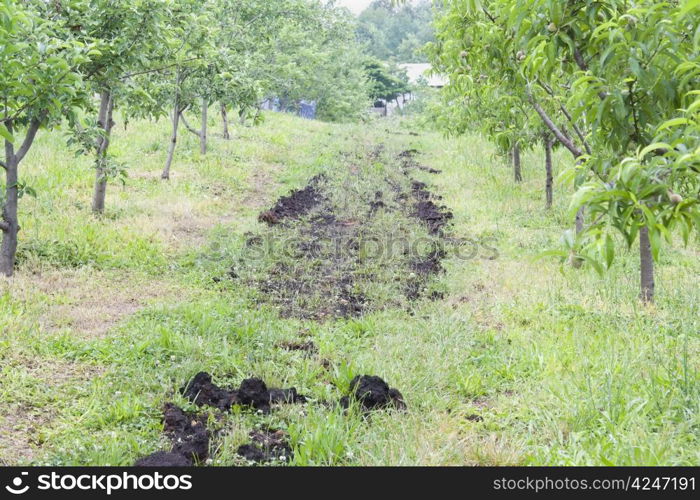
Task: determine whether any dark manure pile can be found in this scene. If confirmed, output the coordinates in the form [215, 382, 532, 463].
[409, 181, 453, 236]
[258, 174, 325, 225]
[181, 371, 306, 414]
[340, 375, 406, 412]
[135, 372, 306, 466]
[237, 428, 293, 464]
[228, 146, 455, 318]
[135, 403, 210, 466]
[135, 371, 406, 466]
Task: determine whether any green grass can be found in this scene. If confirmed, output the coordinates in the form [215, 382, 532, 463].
[0, 110, 697, 466]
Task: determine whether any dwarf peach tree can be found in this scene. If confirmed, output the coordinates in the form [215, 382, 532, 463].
[430, 0, 700, 303]
[0, 0, 92, 276]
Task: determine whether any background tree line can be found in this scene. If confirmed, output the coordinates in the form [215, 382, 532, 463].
[357, 0, 436, 63]
[0, 0, 379, 277]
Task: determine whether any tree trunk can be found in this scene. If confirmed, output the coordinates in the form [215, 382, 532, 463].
[567, 206, 586, 269]
[200, 97, 207, 155]
[544, 135, 553, 208]
[575, 206, 585, 234]
[221, 103, 230, 140]
[92, 90, 114, 214]
[162, 103, 180, 180]
[639, 225, 655, 303]
[513, 143, 522, 182]
[1, 141, 19, 277]
[0, 118, 41, 276]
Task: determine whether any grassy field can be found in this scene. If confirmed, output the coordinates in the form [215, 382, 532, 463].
[0, 110, 698, 466]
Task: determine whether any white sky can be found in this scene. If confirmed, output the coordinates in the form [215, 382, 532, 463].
[337, 0, 374, 15]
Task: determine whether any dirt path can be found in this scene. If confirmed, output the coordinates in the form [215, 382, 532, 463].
[131, 142, 458, 465]
[232, 146, 453, 320]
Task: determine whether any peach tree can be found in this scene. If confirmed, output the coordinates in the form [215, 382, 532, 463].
[0, 0, 93, 276]
[429, 0, 699, 302]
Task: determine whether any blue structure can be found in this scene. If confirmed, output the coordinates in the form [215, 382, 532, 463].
[299, 100, 317, 120]
[261, 97, 317, 120]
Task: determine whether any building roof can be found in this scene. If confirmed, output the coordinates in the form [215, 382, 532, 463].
[399, 63, 448, 87]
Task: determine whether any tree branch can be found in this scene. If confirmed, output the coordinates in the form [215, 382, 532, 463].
[179, 112, 201, 137]
[15, 115, 43, 164]
[482, 7, 497, 24]
[0, 159, 6, 170]
[573, 47, 608, 100]
[536, 79, 592, 155]
[558, 105, 592, 156]
[0, 221, 8, 232]
[527, 90, 583, 159]
[119, 57, 200, 81]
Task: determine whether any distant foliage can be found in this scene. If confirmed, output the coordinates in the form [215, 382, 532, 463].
[365, 59, 411, 102]
[356, 0, 436, 63]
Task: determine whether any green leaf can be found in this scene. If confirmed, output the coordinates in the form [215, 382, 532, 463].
[648, 226, 661, 262]
[604, 233, 615, 268]
[657, 117, 689, 132]
[0, 123, 14, 143]
[639, 142, 672, 157]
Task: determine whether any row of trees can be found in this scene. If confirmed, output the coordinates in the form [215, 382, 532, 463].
[1, 0, 371, 277]
[427, 0, 700, 303]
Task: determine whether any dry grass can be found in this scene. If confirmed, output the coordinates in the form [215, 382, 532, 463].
[2, 269, 187, 339]
[0, 358, 103, 465]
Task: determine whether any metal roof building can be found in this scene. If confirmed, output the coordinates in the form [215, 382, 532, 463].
[399, 63, 448, 88]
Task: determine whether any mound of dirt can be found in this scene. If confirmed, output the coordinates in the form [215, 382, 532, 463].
[163, 403, 210, 463]
[136, 373, 305, 467]
[181, 372, 306, 414]
[237, 428, 293, 464]
[258, 176, 324, 225]
[181, 372, 237, 411]
[409, 182, 453, 235]
[412, 200, 453, 235]
[340, 375, 406, 411]
[134, 403, 209, 466]
[237, 378, 272, 411]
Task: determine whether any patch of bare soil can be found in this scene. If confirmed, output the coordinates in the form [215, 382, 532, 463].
[9, 270, 184, 339]
[258, 175, 325, 225]
[0, 407, 50, 465]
